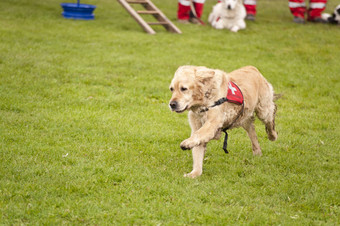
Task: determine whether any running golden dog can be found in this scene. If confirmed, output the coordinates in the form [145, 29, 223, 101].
[169, 66, 278, 178]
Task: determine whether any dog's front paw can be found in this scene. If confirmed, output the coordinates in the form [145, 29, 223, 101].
[184, 170, 202, 178]
[253, 148, 262, 156]
[230, 26, 239, 32]
[215, 21, 224, 29]
[180, 137, 200, 150]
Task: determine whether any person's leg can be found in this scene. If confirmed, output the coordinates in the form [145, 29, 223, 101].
[193, 0, 206, 19]
[308, 0, 327, 22]
[244, 0, 257, 20]
[289, 0, 307, 23]
[178, 0, 191, 22]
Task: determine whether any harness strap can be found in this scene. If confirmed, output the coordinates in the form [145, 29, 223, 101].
[222, 103, 244, 154]
[199, 97, 229, 113]
[222, 131, 229, 154]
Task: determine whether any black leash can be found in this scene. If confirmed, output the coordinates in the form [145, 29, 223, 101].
[222, 129, 229, 153]
[221, 103, 244, 154]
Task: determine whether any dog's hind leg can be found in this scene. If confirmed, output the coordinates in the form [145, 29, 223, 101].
[184, 144, 206, 178]
[265, 104, 278, 141]
[238, 20, 246, 30]
[256, 97, 278, 141]
[242, 117, 262, 156]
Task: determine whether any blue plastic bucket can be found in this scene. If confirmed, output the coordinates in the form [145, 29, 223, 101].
[61, 3, 96, 20]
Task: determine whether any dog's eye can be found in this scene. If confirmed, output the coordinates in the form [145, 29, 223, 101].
[170, 87, 174, 92]
[180, 87, 188, 92]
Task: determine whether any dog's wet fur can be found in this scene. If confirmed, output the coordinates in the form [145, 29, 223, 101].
[169, 66, 279, 178]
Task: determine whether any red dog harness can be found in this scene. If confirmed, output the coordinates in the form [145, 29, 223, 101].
[200, 82, 244, 112]
[227, 82, 244, 105]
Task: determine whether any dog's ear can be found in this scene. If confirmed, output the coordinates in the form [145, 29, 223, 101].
[195, 68, 215, 84]
[193, 68, 216, 100]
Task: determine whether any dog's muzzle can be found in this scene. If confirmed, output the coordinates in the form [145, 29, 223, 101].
[169, 100, 178, 111]
[169, 101, 187, 113]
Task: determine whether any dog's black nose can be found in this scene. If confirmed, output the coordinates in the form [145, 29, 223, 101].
[170, 101, 177, 110]
[227, 5, 231, 10]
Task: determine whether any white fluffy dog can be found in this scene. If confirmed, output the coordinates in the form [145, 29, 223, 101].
[208, 0, 246, 32]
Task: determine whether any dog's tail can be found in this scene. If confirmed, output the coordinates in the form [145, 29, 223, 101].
[273, 93, 283, 101]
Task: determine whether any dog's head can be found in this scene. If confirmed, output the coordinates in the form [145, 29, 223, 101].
[169, 66, 216, 113]
[221, 0, 239, 10]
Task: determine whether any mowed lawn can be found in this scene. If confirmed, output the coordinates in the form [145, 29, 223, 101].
[0, 0, 339, 224]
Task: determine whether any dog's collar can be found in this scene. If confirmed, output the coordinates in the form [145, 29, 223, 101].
[199, 82, 244, 154]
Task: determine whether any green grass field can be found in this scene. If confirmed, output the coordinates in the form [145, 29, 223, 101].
[1, 0, 339, 224]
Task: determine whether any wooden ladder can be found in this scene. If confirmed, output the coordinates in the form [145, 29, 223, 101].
[117, 0, 182, 34]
